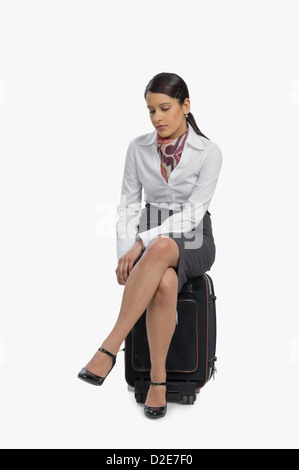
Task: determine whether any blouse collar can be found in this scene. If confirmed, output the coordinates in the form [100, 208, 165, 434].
[136, 122, 205, 150]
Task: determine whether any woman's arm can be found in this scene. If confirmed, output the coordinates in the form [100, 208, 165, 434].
[137, 143, 223, 248]
[116, 139, 143, 261]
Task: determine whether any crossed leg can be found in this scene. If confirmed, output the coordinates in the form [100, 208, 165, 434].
[83, 235, 180, 402]
[145, 266, 178, 407]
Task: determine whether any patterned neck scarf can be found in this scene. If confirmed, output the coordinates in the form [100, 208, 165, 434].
[156, 125, 189, 183]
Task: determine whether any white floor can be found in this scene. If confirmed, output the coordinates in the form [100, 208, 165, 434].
[1, 337, 298, 449]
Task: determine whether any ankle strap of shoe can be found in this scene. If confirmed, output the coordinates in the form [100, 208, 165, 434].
[98, 347, 116, 360]
[150, 382, 167, 386]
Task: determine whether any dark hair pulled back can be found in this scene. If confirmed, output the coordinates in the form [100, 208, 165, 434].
[144, 72, 209, 140]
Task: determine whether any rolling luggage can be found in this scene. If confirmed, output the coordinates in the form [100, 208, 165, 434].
[124, 273, 218, 405]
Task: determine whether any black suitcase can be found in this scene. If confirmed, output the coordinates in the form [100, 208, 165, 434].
[124, 273, 218, 405]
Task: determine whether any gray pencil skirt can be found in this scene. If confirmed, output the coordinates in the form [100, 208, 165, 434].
[133, 203, 216, 294]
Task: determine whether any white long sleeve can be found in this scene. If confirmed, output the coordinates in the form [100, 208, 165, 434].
[116, 139, 142, 261]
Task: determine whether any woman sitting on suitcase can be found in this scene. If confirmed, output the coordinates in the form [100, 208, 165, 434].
[78, 72, 223, 419]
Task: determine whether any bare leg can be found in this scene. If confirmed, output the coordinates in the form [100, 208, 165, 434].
[145, 267, 178, 407]
[83, 236, 180, 377]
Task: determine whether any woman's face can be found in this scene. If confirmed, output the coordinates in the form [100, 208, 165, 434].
[145, 92, 190, 140]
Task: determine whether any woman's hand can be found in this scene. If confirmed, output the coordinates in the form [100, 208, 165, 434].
[115, 239, 144, 285]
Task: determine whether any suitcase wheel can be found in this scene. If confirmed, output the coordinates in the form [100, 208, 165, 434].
[181, 395, 195, 405]
[135, 393, 146, 404]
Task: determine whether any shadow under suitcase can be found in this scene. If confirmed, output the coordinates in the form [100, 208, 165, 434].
[124, 273, 218, 406]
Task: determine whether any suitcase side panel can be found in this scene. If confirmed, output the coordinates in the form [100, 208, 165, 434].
[124, 274, 217, 390]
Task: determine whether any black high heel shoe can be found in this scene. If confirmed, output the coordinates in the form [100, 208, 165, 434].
[78, 347, 116, 386]
[144, 382, 167, 419]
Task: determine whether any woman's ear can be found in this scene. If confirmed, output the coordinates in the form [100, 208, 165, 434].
[183, 98, 191, 115]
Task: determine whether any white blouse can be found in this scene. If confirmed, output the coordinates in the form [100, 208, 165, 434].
[116, 124, 223, 261]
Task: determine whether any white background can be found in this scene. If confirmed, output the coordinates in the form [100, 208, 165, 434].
[0, 0, 299, 450]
